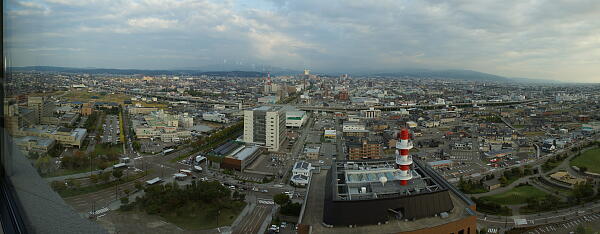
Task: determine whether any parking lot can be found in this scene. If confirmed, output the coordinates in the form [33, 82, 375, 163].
[244, 153, 286, 178]
[101, 115, 119, 144]
[139, 139, 175, 154]
[526, 212, 600, 234]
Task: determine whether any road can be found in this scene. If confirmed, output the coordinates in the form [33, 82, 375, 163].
[64, 173, 152, 212]
[232, 204, 273, 234]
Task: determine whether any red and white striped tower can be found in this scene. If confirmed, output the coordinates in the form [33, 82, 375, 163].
[395, 129, 413, 185]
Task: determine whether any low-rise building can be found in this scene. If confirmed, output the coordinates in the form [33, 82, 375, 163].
[202, 112, 229, 123]
[360, 107, 382, 119]
[483, 179, 501, 191]
[346, 136, 383, 160]
[14, 136, 56, 155]
[324, 129, 337, 138]
[286, 111, 307, 128]
[291, 161, 313, 186]
[17, 125, 87, 148]
[304, 146, 320, 160]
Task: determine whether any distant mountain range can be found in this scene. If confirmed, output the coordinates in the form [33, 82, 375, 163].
[9, 66, 266, 77]
[368, 69, 508, 81]
[10, 66, 561, 83]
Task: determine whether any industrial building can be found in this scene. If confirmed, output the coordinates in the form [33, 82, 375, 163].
[220, 145, 264, 171]
[243, 106, 286, 152]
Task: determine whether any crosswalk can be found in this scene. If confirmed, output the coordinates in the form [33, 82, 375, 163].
[487, 227, 498, 233]
[528, 213, 600, 234]
[258, 199, 275, 205]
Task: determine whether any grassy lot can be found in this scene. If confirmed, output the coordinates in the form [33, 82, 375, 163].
[42, 167, 90, 178]
[94, 143, 124, 156]
[63, 89, 130, 104]
[542, 160, 562, 173]
[480, 185, 547, 205]
[570, 148, 600, 173]
[133, 102, 168, 108]
[161, 201, 245, 230]
[29, 90, 66, 97]
[58, 171, 147, 198]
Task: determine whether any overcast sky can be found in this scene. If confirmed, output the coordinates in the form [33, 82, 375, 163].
[4, 0, 600, 82]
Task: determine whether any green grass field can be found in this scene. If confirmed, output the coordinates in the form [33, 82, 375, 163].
[480, 185, 547, 205]
[570, 148, 600, 173]
[94, 143, 124, 156]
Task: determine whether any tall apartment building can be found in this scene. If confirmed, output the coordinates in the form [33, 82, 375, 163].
[243, 106, 286, 152]
[28, 96, 55, 124]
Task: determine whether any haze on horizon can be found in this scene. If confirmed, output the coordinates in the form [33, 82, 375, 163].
[4, 0, 600, 83]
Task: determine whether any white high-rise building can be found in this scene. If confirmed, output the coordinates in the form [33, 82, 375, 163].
[243, 106, 286, 152]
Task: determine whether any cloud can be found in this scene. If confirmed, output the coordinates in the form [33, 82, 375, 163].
[127, 17, 179, 29]
[3, 0, 600, 82]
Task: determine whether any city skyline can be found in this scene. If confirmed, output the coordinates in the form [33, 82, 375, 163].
[4, 0, 600, 82]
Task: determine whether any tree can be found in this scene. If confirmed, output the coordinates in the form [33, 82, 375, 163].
[274, 193, 291, 206]
[280, 202, 302, 216]
[100, 171, 111, 183]
[580, 166, 588, 173]
[35, 155, 53, 174]
[575, 224, 586, 234]
[499, 176, 508, 185]
[112, 169, 124, 181]
[134, 180, 143, 191]
[573, 182, 594, 199]
[98, 161, 110, 171]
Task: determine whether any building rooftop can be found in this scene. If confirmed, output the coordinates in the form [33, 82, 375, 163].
[332, 160, 445, 201]
[294, 161, 311, 171]
[15, 136, 55, 147]
[231, 145, 260, 160]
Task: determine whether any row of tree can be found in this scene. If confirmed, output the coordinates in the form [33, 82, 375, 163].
[471, 197, 512, 216]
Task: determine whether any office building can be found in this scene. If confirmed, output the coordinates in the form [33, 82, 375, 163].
[28, 96, 55, 124]
[243, 106, 286, 152]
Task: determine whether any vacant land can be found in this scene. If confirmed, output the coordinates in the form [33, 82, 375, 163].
[63, 89, 130, 104]
[480, 185, 547, 205]
[570, 148, 600, 173]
